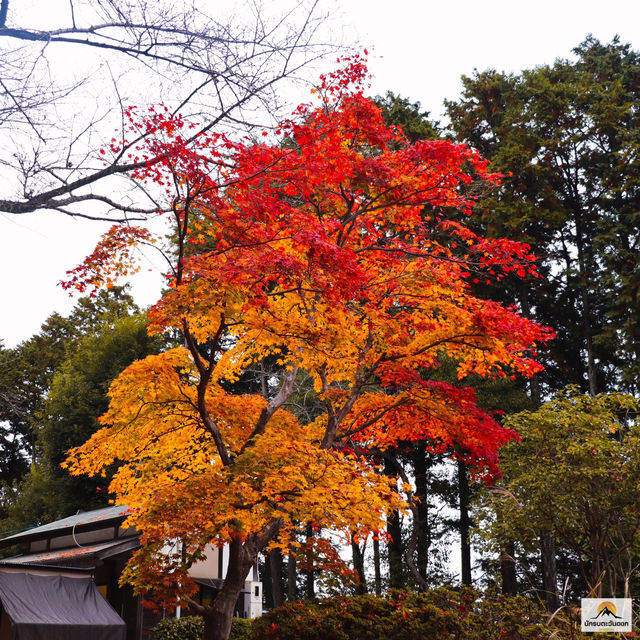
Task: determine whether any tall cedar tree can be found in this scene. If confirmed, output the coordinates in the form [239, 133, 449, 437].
[446, 36, 640, 396]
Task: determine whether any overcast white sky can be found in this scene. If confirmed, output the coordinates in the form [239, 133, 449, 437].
[1, 0, 639, 347]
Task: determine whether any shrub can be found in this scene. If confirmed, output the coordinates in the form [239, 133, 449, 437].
[154, 615, 253, 640]
[230, 618, 253, 640]
[152, 592, 626, 640]
[250, 588, 623, 640]
[154, 616, 203, 640]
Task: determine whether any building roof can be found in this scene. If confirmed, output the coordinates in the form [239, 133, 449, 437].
[0, 506, 132, 547]
[0, 538, 140, 570]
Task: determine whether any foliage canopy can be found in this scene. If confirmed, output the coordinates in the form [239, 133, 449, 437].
[63, 57, 550, 640]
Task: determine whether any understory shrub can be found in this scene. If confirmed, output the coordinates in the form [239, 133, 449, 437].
[154, 616, 203, 640]
[154, 615, 253, 640]
[250, 587, 623, 640]
[153, 591, 626, 639]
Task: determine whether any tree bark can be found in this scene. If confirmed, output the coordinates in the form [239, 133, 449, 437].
[540, 529, 559, 611]
[385, 456, 404, 588]
[268, 548, 284, 608]
[304, 523, 315, 599]
[372, 537, 382, 596]
[574, 212, 598, 396]
[519, 283, 542, 405]
[413, 444, 429, 583]
[287, 546, 297, 601]
[458, 459, 472, 586]
[263, 550, 273, 609]
[351, 533, 367, 595]
[500, 541, 517, 595]
[202, 537, 255, 640]
[197, 519, 281, 640]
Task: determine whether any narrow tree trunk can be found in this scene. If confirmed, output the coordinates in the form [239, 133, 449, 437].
[591, 555, 602, 598]
[500, 541, 517, 595]
[373, 537, 382, 596]
[413, 444, 429, 583]
[269, 548, 284, 608]
[203, 606, 235, 640]
[574, 213, 598, 396]
[304, 523, 315, 599]
[287, 547, 297, 601]
[458, 459, 472, 586]
[202, 538, 254, 640]
[385, 456, 404, 588]
[263, 550, 273, 609]
[351, 533, 367, 594]
[540, 529, 559, 611]
[519, 283, 542, 406]
[602, 546, 617, 599]
[199, 520, 282, 640]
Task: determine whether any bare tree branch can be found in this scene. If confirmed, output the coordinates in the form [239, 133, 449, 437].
[0, 0, 340, 219]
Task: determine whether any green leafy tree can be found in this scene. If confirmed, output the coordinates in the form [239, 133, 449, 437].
[0, 287, 141, 474]
[3, 313, 163, 529]
[0, 288, 164, 529]
[0, 314, 76, 467]
[374, 92, 440, 143]
[477, 388, 640, 601]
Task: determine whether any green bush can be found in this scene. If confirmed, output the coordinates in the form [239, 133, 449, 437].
[154, 616, 203, 640]
[152, 593, 625, 640]
[230, 618, 253, 640]
[154, 615, 253, 640]
[250, 588, 623, 640]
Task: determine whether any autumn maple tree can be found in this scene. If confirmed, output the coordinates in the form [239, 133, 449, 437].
[63, 56, 551, 640]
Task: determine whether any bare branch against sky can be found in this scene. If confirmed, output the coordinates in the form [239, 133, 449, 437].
[0, 0, 337, 219]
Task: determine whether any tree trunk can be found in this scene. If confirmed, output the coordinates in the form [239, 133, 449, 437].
[287, 546, 297, 601]
[373, 537, 382, 596]
[540, 529, 559, 611]
[385, 456, 404, 588]
[263, 550, 273, 609]
[574, 212, 598, 396]
[203, 607, 234, 640]
[351, 533, 367, 594]
[591, 558, 602, 598]
[269, 548, 284, 608]
[519, 283, 542, 405]
[199, 519, 281, 640]
[202, 538, 254, 640]
[500, 541, 517, 595]
[458, 459, 472, 586]
[304, 523, 315, 599]
[413, 444, 429, 583]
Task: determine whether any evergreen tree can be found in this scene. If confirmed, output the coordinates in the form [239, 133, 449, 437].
[446, 36, 640, 395]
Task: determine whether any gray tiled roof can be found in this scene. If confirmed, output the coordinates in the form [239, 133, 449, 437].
[0, 537, 139, 567]
[0, 505, 131, 544]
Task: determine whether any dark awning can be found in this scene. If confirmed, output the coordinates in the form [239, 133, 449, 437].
[0, 570, 125, 640]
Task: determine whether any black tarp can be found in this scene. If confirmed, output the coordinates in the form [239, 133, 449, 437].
[0, 571, 126, 640]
